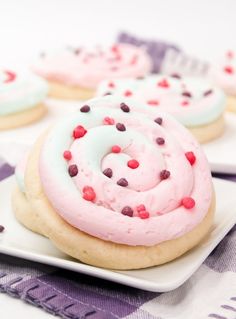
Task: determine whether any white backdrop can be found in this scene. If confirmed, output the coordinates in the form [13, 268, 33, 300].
[0, 0, 236, 68]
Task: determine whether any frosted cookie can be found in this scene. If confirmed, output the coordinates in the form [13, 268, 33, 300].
[12, 96, 215, 270]
[32, 44, 152, 100]
[97, 75, 226, 143]
[210, 51, 236, 113]
[0, 70, 48, 130]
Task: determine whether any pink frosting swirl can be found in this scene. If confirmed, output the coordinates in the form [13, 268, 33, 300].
[32, 44, 152, 89]
[39, 96, 212, 246]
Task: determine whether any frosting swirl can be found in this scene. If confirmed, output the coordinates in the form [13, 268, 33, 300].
[210, 50, 236, 96]
[97, 75, 226, 127]
[0, 70, 48, 116]
[39, 96, 212, 246]
[32, 44, 152, 89]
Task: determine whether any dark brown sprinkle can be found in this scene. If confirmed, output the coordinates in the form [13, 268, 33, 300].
[103, 92, 112, 96]
[0, 225, 5, 233]
[121, 206, 134, 217]
[136, 76, 145, 80]
[154, 117, 163, 125]
[170, 73, 182, 79]
[116, 123, 126, 131]
[182, 91, 192, 98]
[203, 89, 213, 97]
[120, 102, 130, 113]
[103, 168, 113, 178]
[117, 178, 128, 187]
[160, 169, 171, 180]
[80, 105, 90, 113]
[156, 137, 165, 145]
[74, 48, 81, 55]
[68, 164, 78, 177]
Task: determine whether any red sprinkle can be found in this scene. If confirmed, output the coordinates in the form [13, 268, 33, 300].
[147, 100, 159, 106]
[182, 197, 195, 209]
[68, 164, 78, 177]
[157, 79, 170, 88]
[124, 90, 133, 97]
[103, 117, 115, 125]
[73, 125, 87, 139]
[136, 204, 146, 212]
[138, 211, 150, 219]
[185, 152, 196, 165]
[108, 81, 115, 88]
[82, 186, 96, 202]
[63, 150, 72, 160]
[121, 206, 133, 217]
[127, 159, 139, 169]
[181, 100, 189, 106]
[224, 66, 234, 74]
[112, 145, 121, 153]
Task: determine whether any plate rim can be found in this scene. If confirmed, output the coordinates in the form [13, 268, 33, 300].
[0, 176, 235, 292]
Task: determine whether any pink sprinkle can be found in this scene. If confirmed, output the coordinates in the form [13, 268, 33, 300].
[103, 117, 115, 125]
[4, 70, 16, 83]
[224, 66, 234, 74]
[127, 159, 139, 169]
[111, 45, 119, 53]
[157, 79, 170, 88]
[108, 82, 115, 88]
[124, 90, 133, 97]
[82, 186, 96, 202]
[130, 55, 138, 65]
[226, 51, 234, 59]
[181, 100, 189, 106]
[112, 145, 121, 153]
[182, 197, 195, 209]
[136, 204, 146, 212]
[73, 125, 87, 139]
[63, 150, 72, 160]
[138, 211, 150, 219]
[147, 100, 159, 106]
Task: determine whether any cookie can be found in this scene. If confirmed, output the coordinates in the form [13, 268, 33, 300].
[32, 44, 152, 100]
[12, 96, 215, 269]
[97, 75, 226, 143]
[0, 70, 48, 129]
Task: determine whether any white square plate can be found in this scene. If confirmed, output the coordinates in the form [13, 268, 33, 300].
[0, 176, 235, 292]
[203, 113, 236, 174]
